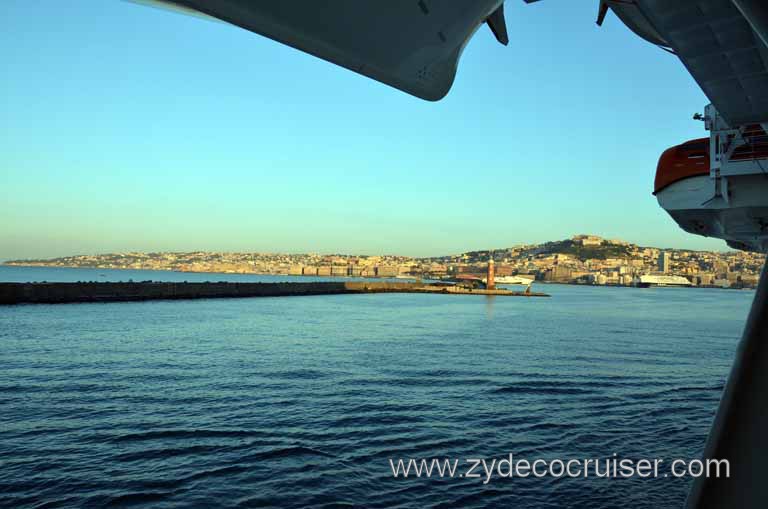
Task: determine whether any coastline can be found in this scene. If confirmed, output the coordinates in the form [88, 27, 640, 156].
[1, 263, 754, 291]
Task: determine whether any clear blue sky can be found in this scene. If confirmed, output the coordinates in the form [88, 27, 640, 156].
[1, 0, 723, 260]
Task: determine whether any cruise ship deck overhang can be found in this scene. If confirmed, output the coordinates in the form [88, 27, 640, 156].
[130, 0, 510, 102]
[609, 0, 768, 127]
[136, 0, 768, 127]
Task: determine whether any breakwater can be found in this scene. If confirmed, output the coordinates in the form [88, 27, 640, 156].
[0, 281, 549, 305]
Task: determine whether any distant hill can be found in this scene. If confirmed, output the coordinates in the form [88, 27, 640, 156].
[536, 239, 634, 261]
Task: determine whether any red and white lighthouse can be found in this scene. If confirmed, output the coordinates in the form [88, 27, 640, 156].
[486, 256, 495, 290]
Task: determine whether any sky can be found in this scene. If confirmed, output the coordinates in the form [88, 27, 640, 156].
[0, 1, 724, 260]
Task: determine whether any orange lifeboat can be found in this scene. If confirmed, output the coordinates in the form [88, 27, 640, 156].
[653, 138, 709, 195]
[655, 125, 768, 195]
[653, 125, 768, 253]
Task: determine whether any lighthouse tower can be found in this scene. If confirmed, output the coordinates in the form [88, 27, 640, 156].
[486, 256, 495, 290]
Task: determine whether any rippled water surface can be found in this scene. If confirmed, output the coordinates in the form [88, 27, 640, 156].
[0, 267, 754, 508]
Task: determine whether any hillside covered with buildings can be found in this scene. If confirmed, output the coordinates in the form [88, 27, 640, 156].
[5, 235, 764, 288]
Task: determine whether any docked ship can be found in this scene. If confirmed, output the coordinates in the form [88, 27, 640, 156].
[489, 275, 534, 286]
[636, 275, 693, 288]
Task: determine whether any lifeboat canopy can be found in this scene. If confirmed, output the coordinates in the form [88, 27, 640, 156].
[653, 138, 709, 195]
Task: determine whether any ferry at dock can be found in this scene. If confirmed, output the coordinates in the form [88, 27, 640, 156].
[636, 275, 692, 288]
[492, 275, 534, 286]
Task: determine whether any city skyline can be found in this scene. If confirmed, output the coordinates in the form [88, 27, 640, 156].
[5, 234, 763, 290]
[2, 1, 722, 260]
[0, 230, 742, 264]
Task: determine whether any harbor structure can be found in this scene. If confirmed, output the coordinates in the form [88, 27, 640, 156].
[486, 257, 495, 290]
[0, 281, 549, 305]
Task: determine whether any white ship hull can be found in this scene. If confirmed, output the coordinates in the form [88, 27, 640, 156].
[636, 274, 692, 288]
[485, 275, 534, 285]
